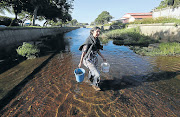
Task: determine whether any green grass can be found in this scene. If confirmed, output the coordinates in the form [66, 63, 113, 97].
[24, 26, 42, 28]
[100, 28, 157, 46]
[131, 42, 180, 56]
[131, 17, 180, 25]
[101, 28, 138, 39]
[152, 42, 180, 56]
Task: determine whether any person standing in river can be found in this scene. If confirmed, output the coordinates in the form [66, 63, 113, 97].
[78, 26, 106, 91]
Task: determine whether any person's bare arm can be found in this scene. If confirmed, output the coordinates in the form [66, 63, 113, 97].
[98, 51, 106, 62]
[78, 52, 86, 68]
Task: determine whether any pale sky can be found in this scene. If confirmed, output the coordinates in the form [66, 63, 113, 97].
[71, 0, 162, 24]
[0, 0, 162, 26]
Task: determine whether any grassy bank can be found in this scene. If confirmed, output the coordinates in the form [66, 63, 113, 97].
[130, 17, 180, 25]
[130, 42, 180, 56]
[100, 27, 180, 56]
[100, 28, 158, 46]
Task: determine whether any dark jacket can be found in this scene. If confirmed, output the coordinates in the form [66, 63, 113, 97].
[79, 34, 103, 59]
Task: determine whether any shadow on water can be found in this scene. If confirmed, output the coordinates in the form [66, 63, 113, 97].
[0, 49, 26, 74]
[0, 52, 56, 111]
[0, 33, 67, 74]
[0, 28, 180, 116]
[100, 70, 180, 91]
[0, 34, 70, 110]
[64, 28, 180, 92]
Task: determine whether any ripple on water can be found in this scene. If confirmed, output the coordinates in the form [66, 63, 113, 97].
[1, 28, 180, 117]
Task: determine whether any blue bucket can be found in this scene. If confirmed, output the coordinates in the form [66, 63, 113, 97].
[74, 68, 85, 82]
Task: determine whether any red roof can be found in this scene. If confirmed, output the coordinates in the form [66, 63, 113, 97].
[121, 17, 129, 19]
[121, 12, 152, 19]
[133, 15, 152, 18]
[126, 13, 152, 16]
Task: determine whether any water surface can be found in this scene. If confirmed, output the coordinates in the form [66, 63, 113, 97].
[1, 28, 179, 116]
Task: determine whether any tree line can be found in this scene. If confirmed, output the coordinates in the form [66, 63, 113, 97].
[0, 0, 74, 26]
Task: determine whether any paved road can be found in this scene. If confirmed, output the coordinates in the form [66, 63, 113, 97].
[0, 52, 179, 117]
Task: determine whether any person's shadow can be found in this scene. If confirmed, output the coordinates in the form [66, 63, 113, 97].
[99, 70, 179, 91]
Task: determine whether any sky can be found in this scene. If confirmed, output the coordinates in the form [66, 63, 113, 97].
[0, 0, 162, 26]
[71, 0, 162, 24]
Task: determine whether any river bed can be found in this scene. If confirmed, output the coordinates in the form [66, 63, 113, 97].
[0, 28, 179, 116]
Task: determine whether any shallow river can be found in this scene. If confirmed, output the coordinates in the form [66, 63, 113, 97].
[1, 28, 179, 116]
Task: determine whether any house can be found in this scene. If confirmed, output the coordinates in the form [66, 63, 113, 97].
[120, 12, 152, 23]
[108, 19, 122, 24]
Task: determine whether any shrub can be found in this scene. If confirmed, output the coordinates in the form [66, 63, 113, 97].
[0, 16, 20, 26]
[131, 42, 180, 56]
[16, 42, 40, 59]
[100, 27, 157, 46]
[0, 16, 12, 26]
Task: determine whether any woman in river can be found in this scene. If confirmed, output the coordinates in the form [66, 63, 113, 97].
[78, 26, 106, 91]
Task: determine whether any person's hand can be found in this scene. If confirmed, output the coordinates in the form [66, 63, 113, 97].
[78, 62, 82, 68]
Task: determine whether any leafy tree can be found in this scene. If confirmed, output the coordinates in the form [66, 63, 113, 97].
[168, 0, 175, 6]
[90, 21, 95, 26]
[95, 11, 113, 25]
[70, 19, 78, 26]
[1, 0, 74, 26]
[0, 0, 24, 26]
[158, 0, 168, 9]
[18, 11, 32, 26]
[0, 16, 13, 26]
[0, 1, 12, 15]
[33, 0, 73, 26]
[173, 0, 180, 7]
[156, 0, 180, 9]
[21, 0, 50, 26]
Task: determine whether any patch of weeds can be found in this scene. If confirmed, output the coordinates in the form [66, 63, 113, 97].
[16, 42, 40, 59]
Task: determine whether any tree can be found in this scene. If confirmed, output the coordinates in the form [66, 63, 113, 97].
[156, 0, 180, 9]
[70, 19, 78, 26]
[95, 11, 113, 25]
[90, 21, 95, 26]
[0, 0, 24, 26]
[21, 0, 49, 26]
[0, 0, 74, 26]
[168, 0, 174, 6]
[0, 1, 12, 15]
[28, 0, 74, 26]
[173, 0, 180, 7]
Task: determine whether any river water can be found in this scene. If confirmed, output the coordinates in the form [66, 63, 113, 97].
[63, 28, 180, 116]
[1, 28, 179, 116]
[66, 28, 179, 86]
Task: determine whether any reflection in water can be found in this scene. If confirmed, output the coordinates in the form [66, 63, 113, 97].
[1, 28, 180, 116]
[65, 28, 180, 89]
[0, 33, 68, 74]
[146, 56, 180, 99]
[66, 28, 157, 82]
[153, 56, 180, 72]
[38, 34, 68, 54]
[63, 28, 180, 116]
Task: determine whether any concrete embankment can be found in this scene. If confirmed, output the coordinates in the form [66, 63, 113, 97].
[0, 27, 79, 51]
[128, 23, 180, 42]
[0, 27, 79, 59]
